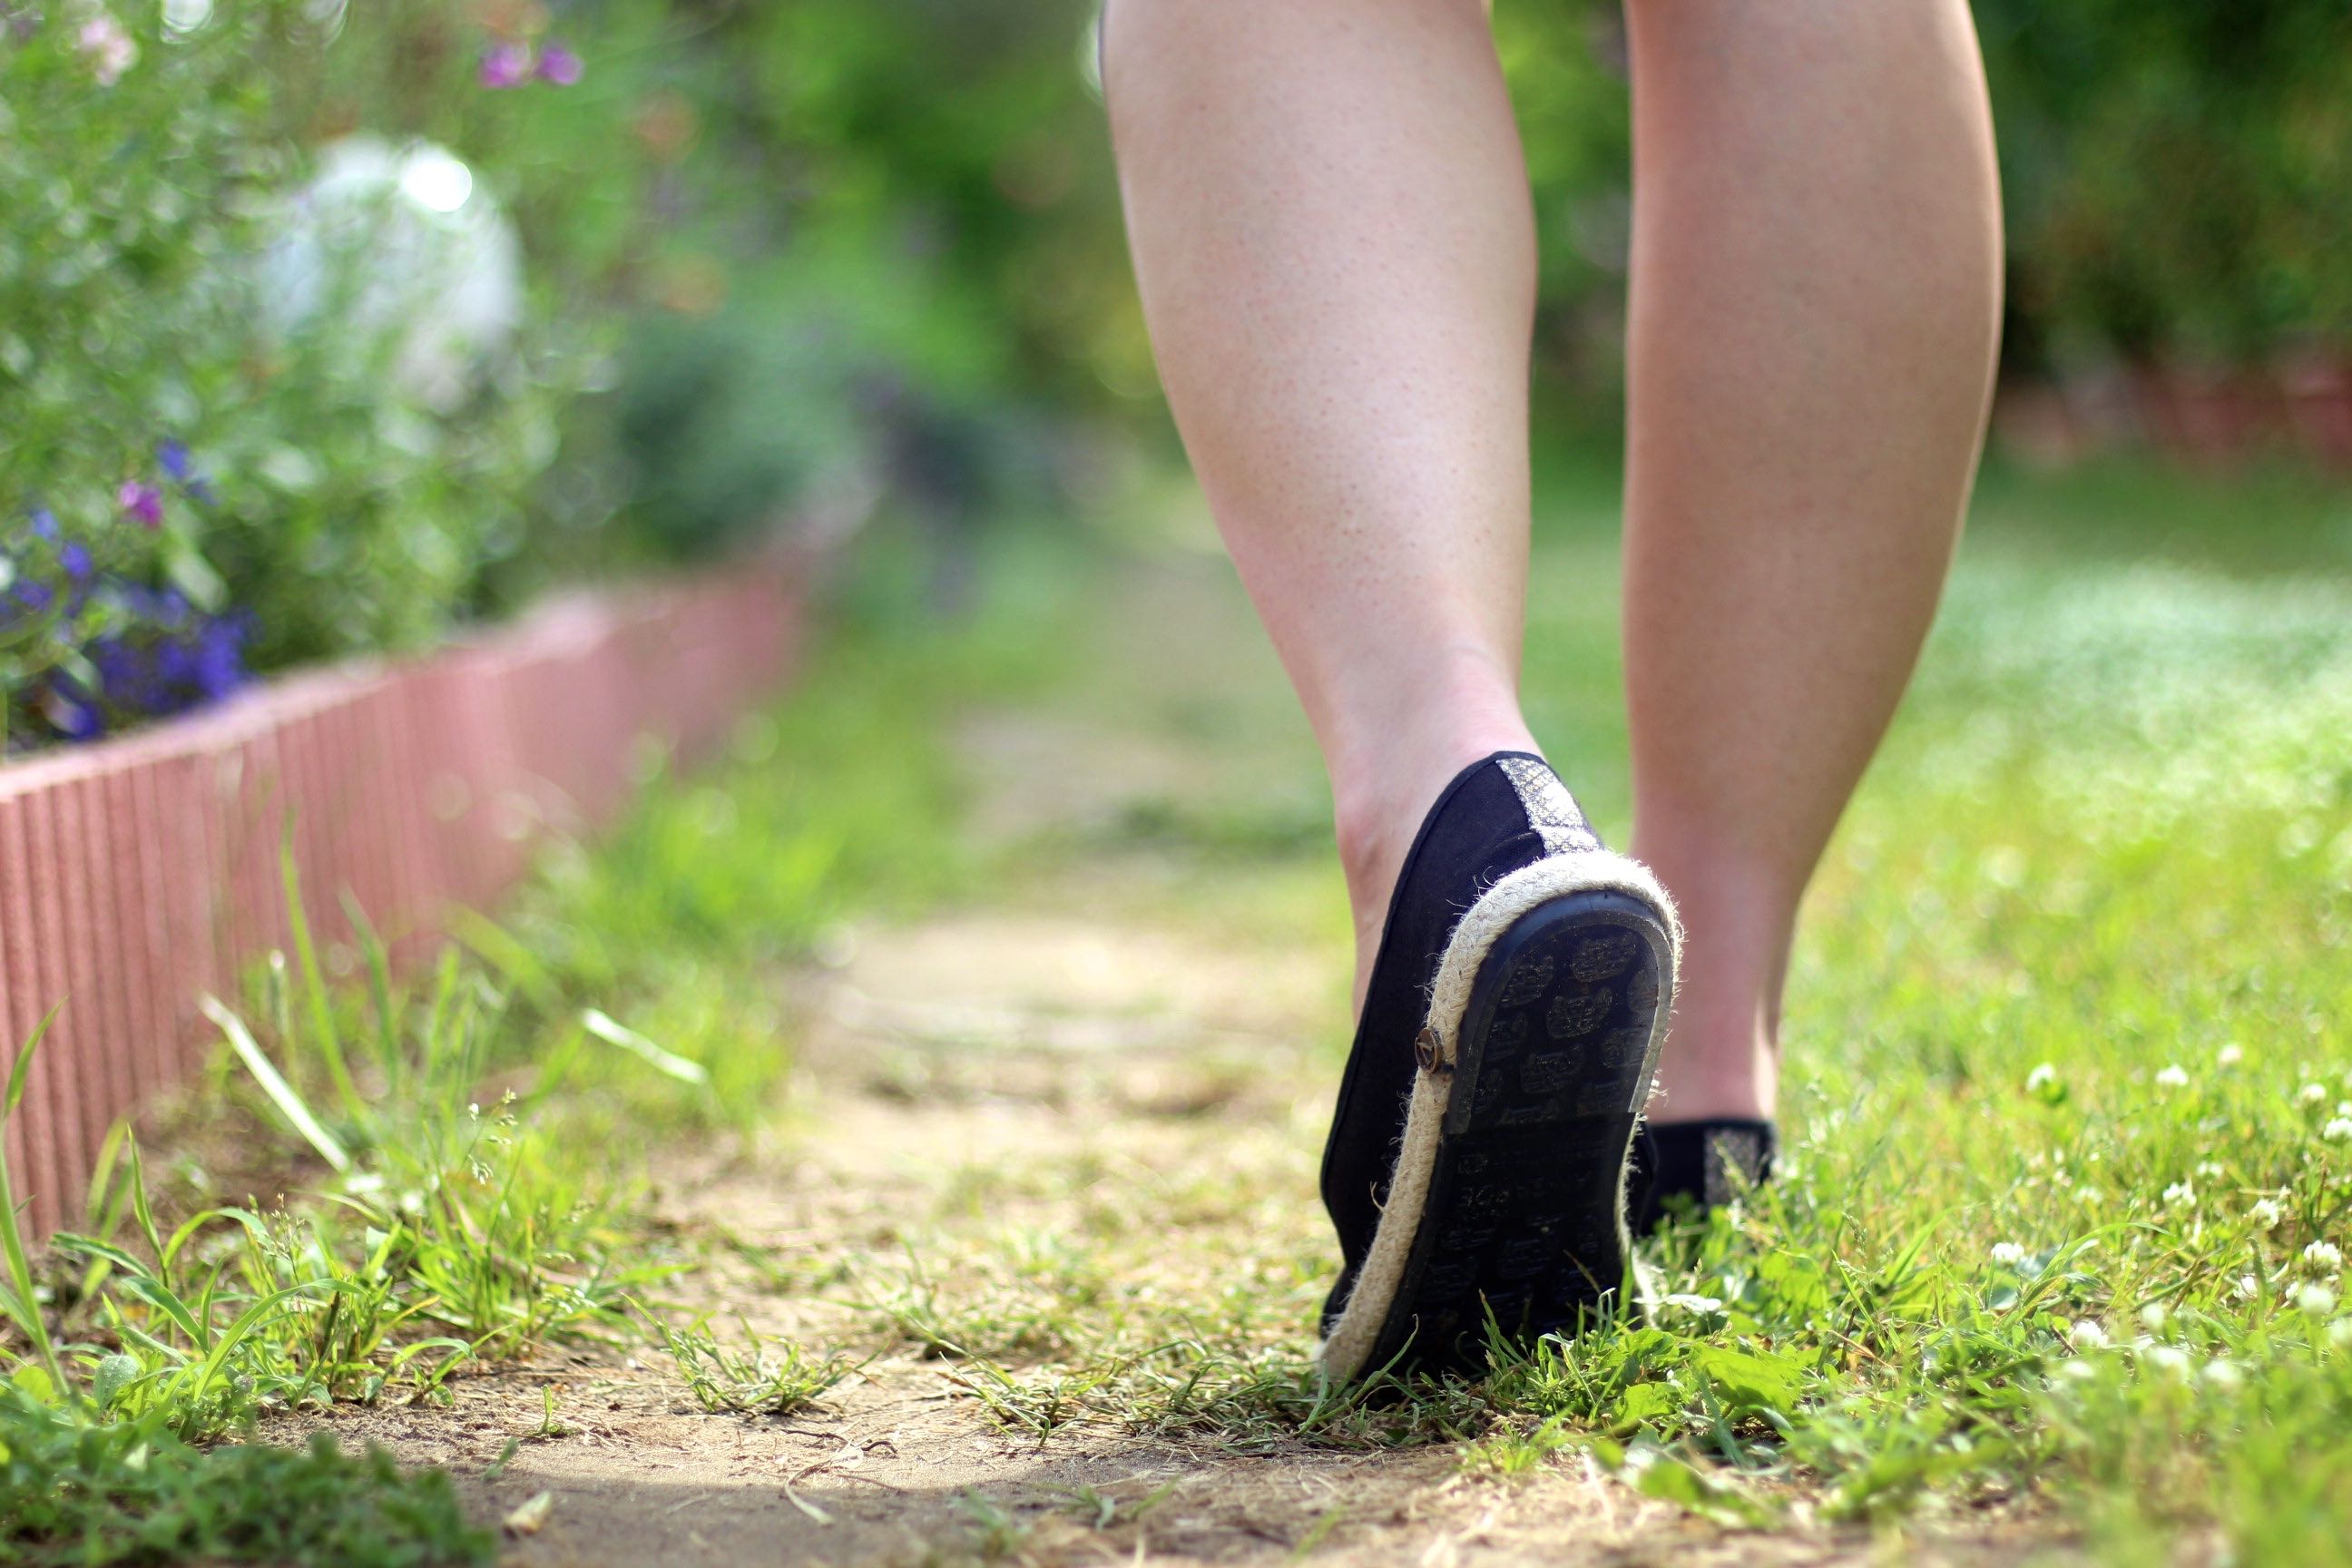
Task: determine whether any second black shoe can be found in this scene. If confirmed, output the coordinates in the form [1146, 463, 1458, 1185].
[1315, 751, 1681, 1383]
[1625, 1120, 1777, 1234]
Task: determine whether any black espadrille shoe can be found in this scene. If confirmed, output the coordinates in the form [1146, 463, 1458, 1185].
[1314, 752, 1681, 1383]
[1625, 1120, 1777, 1234]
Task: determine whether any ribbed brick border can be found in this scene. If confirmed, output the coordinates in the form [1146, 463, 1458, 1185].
[0, 558, 806, 1236]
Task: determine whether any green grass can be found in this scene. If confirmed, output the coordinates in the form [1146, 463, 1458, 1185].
[805, 459, 2352, 1559]
[651, 1315, 859, 1416]
[0, 526, 1044, 1563]
[0, 1394, 491, 1568]
[6, 466, 2352, 1563]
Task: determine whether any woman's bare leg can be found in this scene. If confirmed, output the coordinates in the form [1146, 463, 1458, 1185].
[1104, 0, 1542, 1008]
[1622, 0, 2004, 1122]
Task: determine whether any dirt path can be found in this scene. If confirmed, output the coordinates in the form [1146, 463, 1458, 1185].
[293, 557, 2056, 1566]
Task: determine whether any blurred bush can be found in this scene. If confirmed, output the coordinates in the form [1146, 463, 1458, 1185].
[1496, 1, 2352, 407]
[0, 0, 1112, 750]
[0, 2, 591, 745]
[1976, 0, 2352, 373]
[5, 0, 2345, 746]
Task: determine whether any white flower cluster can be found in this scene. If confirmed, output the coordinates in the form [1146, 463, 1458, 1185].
[2156, 1064, 2190, 1090]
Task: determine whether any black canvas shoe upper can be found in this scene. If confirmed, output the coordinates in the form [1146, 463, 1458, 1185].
[1316, 751, 1606, 1336]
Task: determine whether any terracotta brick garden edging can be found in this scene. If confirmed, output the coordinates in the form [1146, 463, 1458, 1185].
[0, 556, 808, 1237]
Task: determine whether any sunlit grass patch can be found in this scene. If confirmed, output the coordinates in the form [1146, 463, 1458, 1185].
[790, 466, 2352, 1558]
[0, 1396, 492, 1568]
[8, 469, 2351, 1563]
[650, 1315, 858, 1416]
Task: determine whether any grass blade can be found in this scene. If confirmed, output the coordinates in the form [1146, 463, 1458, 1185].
[281, 828, 368, 1123]
[0, 1006, 71, 1402]
[204, 995, 352, 1174]
[581, 1009, 710, 1086]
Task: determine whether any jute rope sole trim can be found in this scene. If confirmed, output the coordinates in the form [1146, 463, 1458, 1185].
[1315, 848, 1681, 1383]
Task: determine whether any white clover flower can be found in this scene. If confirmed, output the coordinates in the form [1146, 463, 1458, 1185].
[2143, 1344, 2190, 1375]
[1990, 1241, 2027, 1266]
[2340, 1101, 2352, 1118]
[2201, 1359, 2244, 1387]
[2331, 1318, 2352, 1348]
[2249, 1198, 2285, 1230]
[2234, 1274, 2259, 1301]
[2156, 1064, 2190, 1090]
[2069, 1318, 2110, 1348]
[2216, 1044, 2244, 1068]
[2026, 1063, 2058, 1093]
[2296, 1282, 2339, 1316]
[2197, 1161, 2225, 1181]
[2163, 1180, 2197, 1209]
[2300, 1083, 2328, 1106]
[2141, 1302, 2168, 1331]
[2303, 1240, 2344, 1271]
[2058, 1358, 2099, 1382]
[2323, 1119, 2352, 1142]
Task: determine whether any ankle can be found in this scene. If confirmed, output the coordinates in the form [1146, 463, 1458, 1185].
[1319, 656, 1538, 1009]
[1628, 835, 1792, 1125]
[1328, 705, 1536, 921]
[1645, 1034, 1778, 1123]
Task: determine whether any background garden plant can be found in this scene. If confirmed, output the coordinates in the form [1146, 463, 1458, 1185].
[10, 1, 2350, 748]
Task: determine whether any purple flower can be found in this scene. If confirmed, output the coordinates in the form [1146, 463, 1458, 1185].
[535, 42, 582, 85]
[118, 481, 162, 527]
[60, 543, 93, 581]
[479, 43, 532, 88]
[28, 508, 58, 541]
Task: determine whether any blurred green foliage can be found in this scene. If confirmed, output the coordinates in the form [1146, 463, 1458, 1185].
[5, 0, 2348, 748]
[1976, 0, 2352, 367]
[1496, 0, 2352, 397]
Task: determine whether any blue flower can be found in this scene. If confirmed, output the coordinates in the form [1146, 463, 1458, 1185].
[157, 440, 192, 481]
[60, 543, 93, 581]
